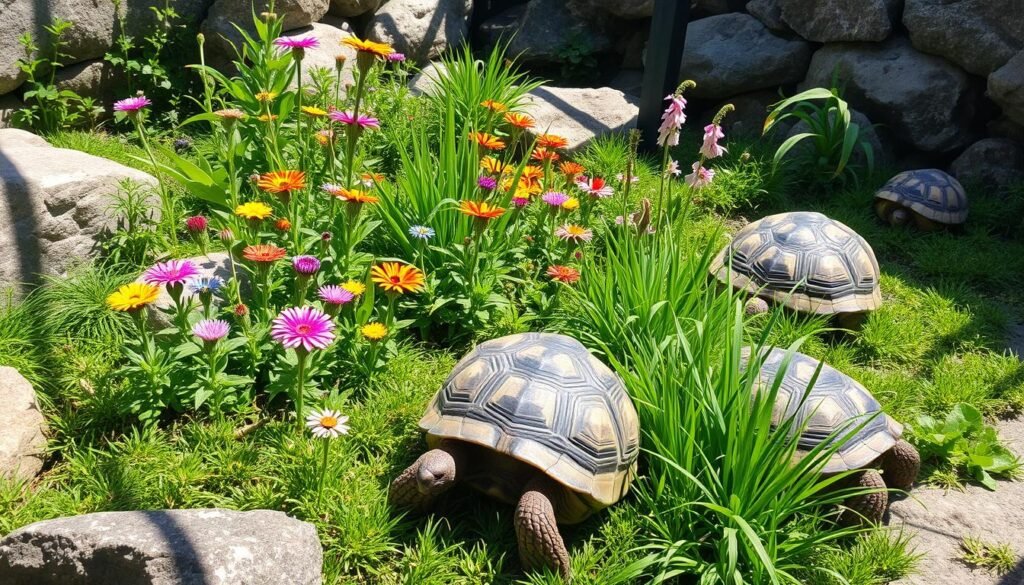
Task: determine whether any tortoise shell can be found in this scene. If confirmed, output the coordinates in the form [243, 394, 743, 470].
[420, 333, 640, 516]
[874, 169, 968, 225]
[742, 347, 902, 474]
[710, 211, 881, 316]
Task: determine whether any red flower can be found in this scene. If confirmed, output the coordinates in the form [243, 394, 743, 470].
[547, 265, 580, 284]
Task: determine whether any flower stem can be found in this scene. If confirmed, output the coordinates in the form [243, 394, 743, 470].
[294, 350, 308, 430]
[316, 438, 330, 508]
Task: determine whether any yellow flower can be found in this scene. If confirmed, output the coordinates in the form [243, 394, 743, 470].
[370, 262, 425, 294]
[106, 282, 160, 312]
[301, 106, 327, 117]
[341, 36, 394, 58]
[235, 201, 273, 220]
[258, 114, 278, 122]
[562, 197, 580, 211]
[361, 322, 388, 341]
[255, 91, 278, 103]
[342, 280, 366, 296]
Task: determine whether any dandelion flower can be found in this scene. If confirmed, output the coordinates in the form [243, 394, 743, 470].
[547, 265, 581, 284]
[469, 132, 505, 151]
[536, 134, 569, 149]
[301, 105, 328, 117]
[409, 225, 435, 240]
[143, 259, 201, 286]
[503, 112, 535, 130]
[700, 123, 727, 159]
[258, 170, 306, 193]
[575, 176, 614, 198]
[318, 285, 355, 305]
[371, 262, 425, 294]
[193, 319, 230, 342]
[106, 282, 160, 312]
[271, 306, 336, 351]
[459, 200, 505, 221]
[233, 201, 274, 221]
[361, 322, 388, 341]
[113, 95, 151, 113]
[242, 244, 288, 263]
[555, 224, 593, 243]
[306, 408, 350, 438]
[562, 197, 580, 211]
[342, 280, 366, 296]
[685, 162, 715, 189]
[292, 255, 321, 276]
[255, 91, 278, 103]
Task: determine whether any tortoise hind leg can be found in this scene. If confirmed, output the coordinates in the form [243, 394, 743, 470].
[878, 439, 920, 492]
[515, 476, 571, 580]
[841, 468, 888, 525]
[388, 439, 465, 511]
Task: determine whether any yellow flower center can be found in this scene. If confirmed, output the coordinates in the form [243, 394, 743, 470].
[320, 416, 337, 428]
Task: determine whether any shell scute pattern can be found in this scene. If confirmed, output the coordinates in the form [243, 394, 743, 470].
[711, 211, 881, 315]
[421, 333, 640, 508]
[743, 347, 902, 474]
[875, 169, 968, 224]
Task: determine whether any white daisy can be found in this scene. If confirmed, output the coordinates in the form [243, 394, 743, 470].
[305, 408, 350, 439]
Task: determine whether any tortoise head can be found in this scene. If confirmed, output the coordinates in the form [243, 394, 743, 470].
[888, 207, 909, 226]
[415, 448, 459, 496]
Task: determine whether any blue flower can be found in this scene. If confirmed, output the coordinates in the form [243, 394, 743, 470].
[187, 276, 224, 295]
[408, 225, 435, 240]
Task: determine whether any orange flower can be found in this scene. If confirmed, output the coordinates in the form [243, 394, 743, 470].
[559, 161, 585, 176]
[338, 188, 379, 204]
[480, 99, 508, 113]
[547, 265, 580, 284]
[275, 218, 292, 231]
[531, 147, 561, 163]
[243, 244, 287, 263]
[370, 262, 425, 294]
[504, 112, 535, 130]
[361, 172, 385, 186]
[341, 36, 394, 58]
[537, 134, 569, 149]
[469, 132, 506, 151]
[459, 200, 505, 221]
[258, 170, 306, 194]
[480, 156, 511, 175]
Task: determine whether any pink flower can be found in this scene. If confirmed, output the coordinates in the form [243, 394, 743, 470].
[685, 162, 715, 188]
[143, 259, 200, 286]
[193, 319, 230, 342]
[292, 255, 321, 276]
[615, 172, 640, 184]
[665, 159, 682, 177]
[321, 183, 344, 197]
[274, 35, 320, 50]
[657, 94, 687, 147]
[541, 191, 569, 207]
[386, 52, 406, 62]
[329, 110, 380, 129]
[113, 95, 152, 113]
[318, 285, 355, 305]
[700, 124, 727, 159]
[512, 196, 531, 208]
[271, 306, 336, 352]
[575, 176, 614, 198]
[185, 215, 208, 233]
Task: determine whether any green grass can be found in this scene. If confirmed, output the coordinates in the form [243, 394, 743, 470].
[960, 535, 1019, 575]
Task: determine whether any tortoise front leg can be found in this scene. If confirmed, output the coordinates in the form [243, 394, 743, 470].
[841, 468, 888, 525]
[878, 438, 920, 492]
[388, 439, 465, 511]
[515, 476, 571, 580]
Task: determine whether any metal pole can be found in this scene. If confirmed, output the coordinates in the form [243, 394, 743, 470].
[637, 0, 690, 153]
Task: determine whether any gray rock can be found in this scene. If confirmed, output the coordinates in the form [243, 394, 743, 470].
[202, 0, 330, 66]
[366, 0, 472, 65]
[137, 253, 240, 330]
[279, 21, 358, 91]
[0, 367, 47, 482]
[988, 116, 1024, 144]
[802, 37, 975, 152]
[328, 0, 382, 17]
[523, 86, 638, 152]
[693, 0, 734, 15]
[680, 13, 812, 100]
[54, 59, 124, 106]
[713, 90, 780, 138]
[904, 0, 1024, 76]
[476, 5, 525, 53]
[0, 129, 158, 294]
[989, 51, 1024, 127]
[746, 0, 791, 35]
[0, 509, 323, 585]
[777, 0, 900, 42]
[566, 0, 653, 19]
[949, 138, 1024, 191]
[0, 93, 22, 128]
[507, 0, 611, 64]
[407, 61, 448, 96]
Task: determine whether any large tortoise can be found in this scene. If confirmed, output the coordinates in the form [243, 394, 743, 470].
[710, 211, 881, 328]
[743, 346, 919, 522]
[389, 332, 640, 578]
[874, 169, 968, 230]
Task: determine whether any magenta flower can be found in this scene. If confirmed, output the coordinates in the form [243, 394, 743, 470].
[271, 306, 336, 352]
[477, 176, 497, 191]
[113, 95, 152, 113]
[685, 162, 715, 189]
[541, 191, 569, 207]
[318, 285, 355, 305]
[386, 52, 406, 62]
[274, 35, 320, 50]
[185, 215, 208, 233]
[657, 94, 687, 147]
[512, 196, 531, 208]
[328, 110, 380, 129]
[292, 255, 321, 276]
[700, 124, 727, 159]
[193, 319, 230, 342]
[143, 259, 200, 286]
[575, 176, 614, 198]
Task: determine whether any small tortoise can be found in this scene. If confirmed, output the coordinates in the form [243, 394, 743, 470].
[389, 332, 640, 578]
[742, 347, 919, 522]
[874, 169, 968, 230]
[710, 211, 882, 329]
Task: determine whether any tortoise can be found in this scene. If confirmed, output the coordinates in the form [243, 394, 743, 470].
[389, 332, 640, 578]
[710, 211, 882, 329]
[874, 169, 968, 230]
[742, 346, 919, 522]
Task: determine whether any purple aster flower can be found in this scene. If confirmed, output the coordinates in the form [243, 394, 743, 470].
[143, 259, 200, 286]
[193, 319, 230, 342]
[386, 52, 406, 62]
[512, 196, 531, 208]
[113, 95, 152, 114]
[328, 110, 380, 129]
[477, 176, 497, 191]
[271, 306, 336, 352]
[541, 191, 570, 207]
[274, 35, 320, 50]
[318, 285, 355, 305]
[292, 255, 321, 276]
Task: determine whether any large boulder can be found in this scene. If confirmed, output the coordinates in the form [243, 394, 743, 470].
[0, 94, 22, 128]
[0, 129, 157, 293]
[279, 21, 358, 90]
[802, 37, 975, 152]
[407, 61, 448, 96]
[54, 59, 124, 107]
[202, 0, 330, 65]
[566, 0, 653, 19]
[328, 0, 382, 17]
[746, 0, 791, 35]
[506, 0, 611, 65]
[777, 0, 900, 42]
[949, 138, 1024, 191]
[903, 0, 1024, 76]
[366, 0, 472, 65]
[523, 86, 638, 152]
[0, 367, 47, 482]
[989, 51, 1024, 126]
[680, 13, 811, 100]
[0, 509, 323, 585]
